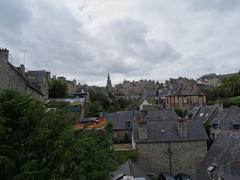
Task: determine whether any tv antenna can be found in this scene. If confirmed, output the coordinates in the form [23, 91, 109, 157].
[20, 49, 29, 66]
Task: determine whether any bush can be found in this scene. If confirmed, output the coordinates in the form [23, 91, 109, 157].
[0, 90, 117, 179]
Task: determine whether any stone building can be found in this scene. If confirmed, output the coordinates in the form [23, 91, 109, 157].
[132, 112, 208, 176]
[25, 70, 50, 99]
[104, 111, 134, 142]
[165, 89, 206, 109]
[56, 76, 77, 96]
[197, 73, 221, 87]
[0, 48, 44, 99]
[114, 79, 158, 96]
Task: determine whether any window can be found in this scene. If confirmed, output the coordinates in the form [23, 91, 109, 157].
[126, 121, 131, 128]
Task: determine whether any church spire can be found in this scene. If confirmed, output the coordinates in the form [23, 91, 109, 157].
[106, 73, 112, 92]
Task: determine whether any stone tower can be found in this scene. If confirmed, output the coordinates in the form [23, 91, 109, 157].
[106, 73, 112, 92]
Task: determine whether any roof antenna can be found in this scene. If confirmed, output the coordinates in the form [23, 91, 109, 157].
[20, 49, 29, 67]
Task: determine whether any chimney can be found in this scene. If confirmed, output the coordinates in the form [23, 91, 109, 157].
[0, 48, 9, 63]
[215, 103, 223, 113]
[138, 110, 148, 140]
[46, 71, 51, 81]
[19, 64, 25, 75]
[178, 119, 187, 139]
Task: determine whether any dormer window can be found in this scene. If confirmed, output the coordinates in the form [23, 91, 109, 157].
[212, 123, 219, 129]
[231, 123, 240, 129]
[126, 121, 131, 128]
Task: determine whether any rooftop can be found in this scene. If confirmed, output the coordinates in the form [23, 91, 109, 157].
[211, 106, 240, 129]
[193, 131, 240, 180]
[133, 120, 208, 143]
[109, 160, 150, 180]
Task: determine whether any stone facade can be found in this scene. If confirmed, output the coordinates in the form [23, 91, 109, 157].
[0, 48, 43, 99]
[26, 70, 50, 99]
[114, 79, 158, 96]
[56, 76, 77, 96]
[136, 141, 207, 176]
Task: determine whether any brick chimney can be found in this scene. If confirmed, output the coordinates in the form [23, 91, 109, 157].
[0, 48, 9, 63]
[178, 118, 188, 139]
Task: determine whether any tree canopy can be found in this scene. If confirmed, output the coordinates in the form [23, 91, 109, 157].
[86, 90, 131, 117]
[49, 79, 68, 98]
[0, 90, 117, 179]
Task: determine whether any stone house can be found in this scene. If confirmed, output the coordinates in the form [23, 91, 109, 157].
[56, 76, 77, 96]
[193, 131, 240, 180]
[197, 73, 221, 87]
[132, 112, 208, 176]
[25, 70, 50, 99]
[165, 89, 206, 109]
[104, 111, 134, 142]
[0, 48, 44, 99]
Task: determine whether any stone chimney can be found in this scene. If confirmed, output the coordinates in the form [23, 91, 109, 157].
[178, 119, 188, 139]
[0, 48, 9, 63]
[215, 103, 223, 113]
[138, 110, 148, 140]
[46, 71, 51, 81]
[19, 64, 25, 75]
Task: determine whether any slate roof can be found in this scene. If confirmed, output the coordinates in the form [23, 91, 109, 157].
[133, 120, 208, 143]
[104, 111, 134, 130]
[211, 106, 240, 129]
[109, 160, 150, 180]
[188, 106, 218, 123]
[135, 109, 179, 122]
[144, 89, 157, 97]
[26, 70, 47, 82]
[193, 131, 240, 180]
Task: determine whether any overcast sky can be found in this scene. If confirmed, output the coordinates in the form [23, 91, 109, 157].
[1, 0, 240, 86]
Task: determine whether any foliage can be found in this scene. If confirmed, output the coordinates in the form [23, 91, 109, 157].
[199, 73, 240, 105]
[174, 108, 187, 118]
[0, 90, 117, 180]
[123, 134, 131, 143]
[86, 90, 131, 116]
[113, 151, 138, 165]
[49, 79, 67, 98]
[86, 101, 102, 117]
[203, 122, 213, 149]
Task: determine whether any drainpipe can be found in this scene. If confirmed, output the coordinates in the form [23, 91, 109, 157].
[168, 142, 172, 175]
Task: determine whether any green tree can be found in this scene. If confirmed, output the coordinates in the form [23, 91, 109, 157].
[0, 90, 116, 180]
[87, 101, 102, 117]
[174, 108, 187, 118]
[49, 79, 67, 98]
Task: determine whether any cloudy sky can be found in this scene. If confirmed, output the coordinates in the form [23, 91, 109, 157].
[1, 0, 240, 85]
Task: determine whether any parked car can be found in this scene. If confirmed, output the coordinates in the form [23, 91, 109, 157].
[158, 172, 175, 180]
[175, 173, 191, 180]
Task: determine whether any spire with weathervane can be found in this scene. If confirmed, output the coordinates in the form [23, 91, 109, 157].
[106, 73, 113, 92]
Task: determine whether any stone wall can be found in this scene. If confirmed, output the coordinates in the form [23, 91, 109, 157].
[136, 140, 207, 176]
[0, 49, 43, 99]
[0, 52, 27, 91]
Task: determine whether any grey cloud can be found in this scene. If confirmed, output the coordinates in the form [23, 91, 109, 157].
[191, 0, 240, 12]
[1, 0, 239, 85]
[0, 0, 32, 33]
